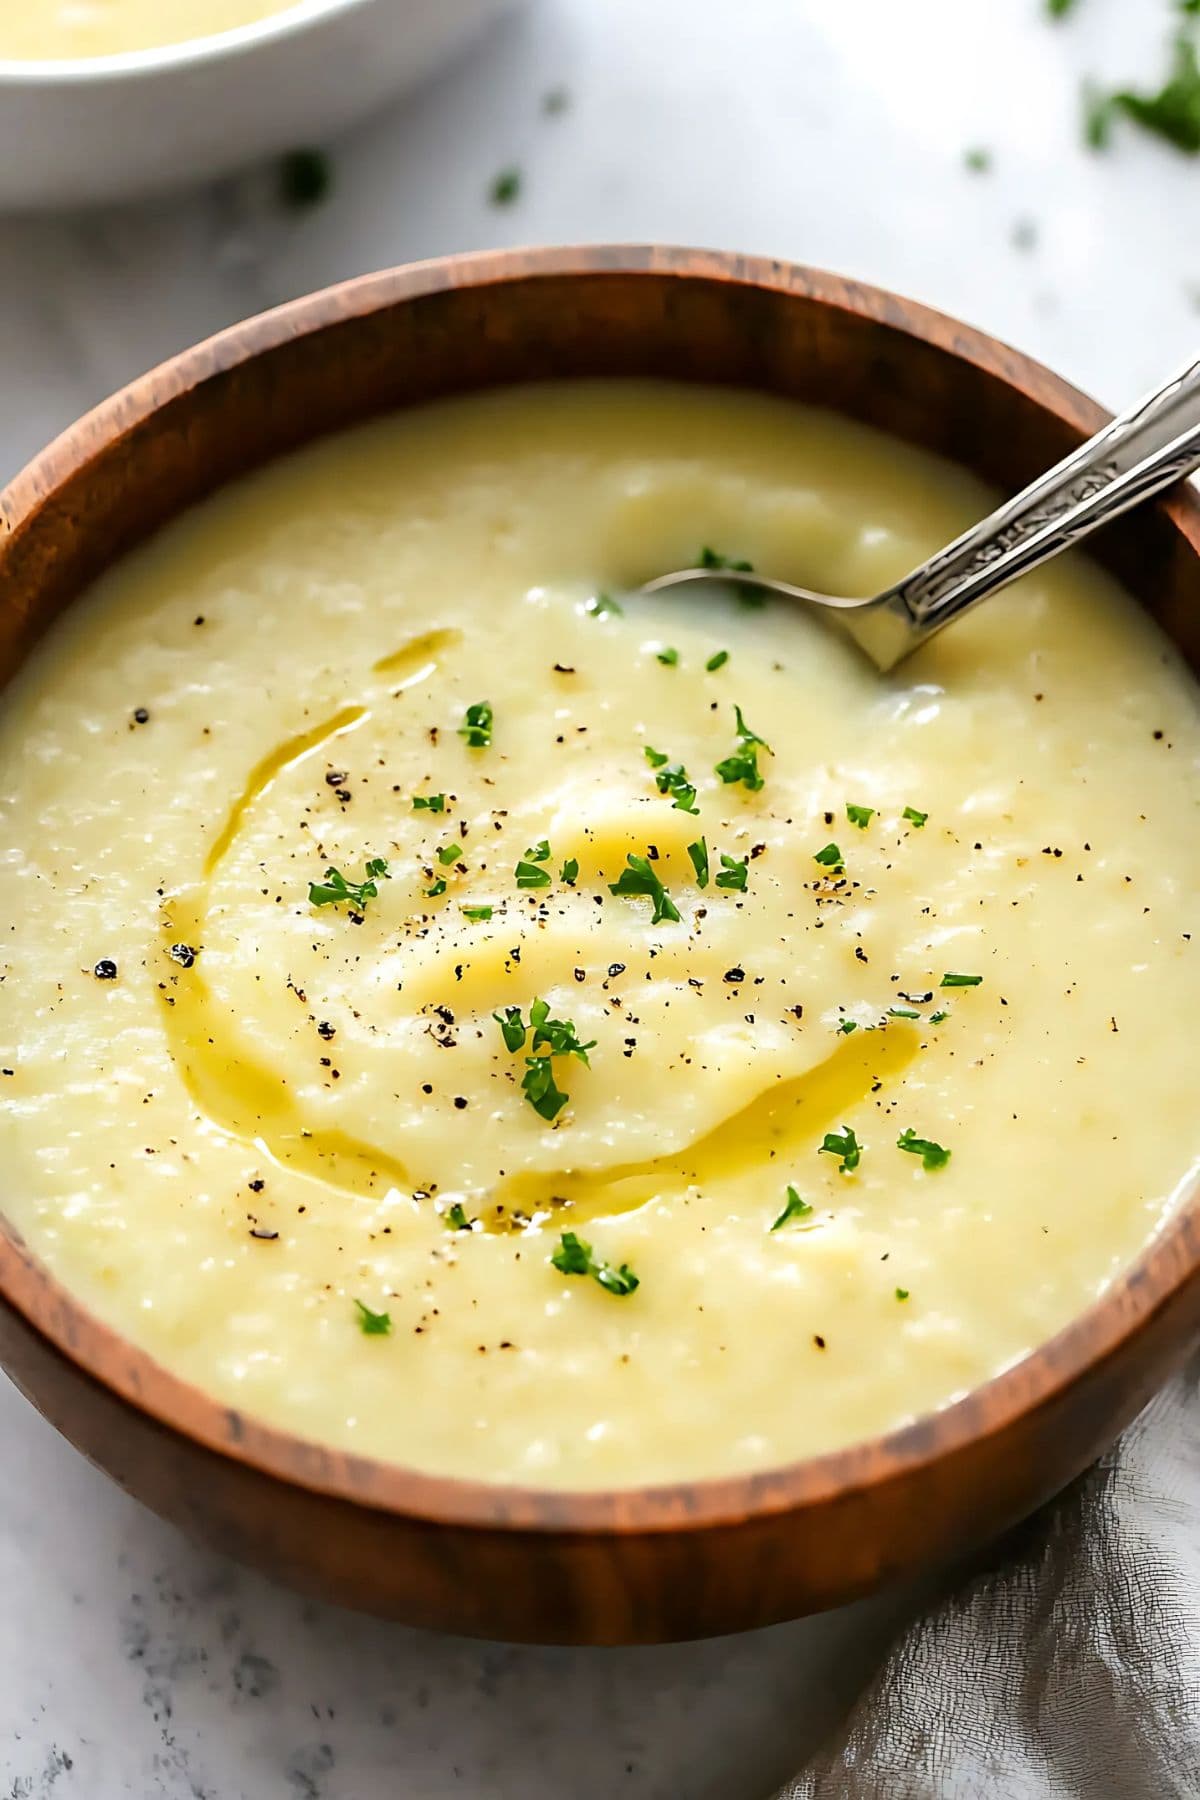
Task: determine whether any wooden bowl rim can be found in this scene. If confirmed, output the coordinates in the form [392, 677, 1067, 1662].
[2, 243, 1198, 1536]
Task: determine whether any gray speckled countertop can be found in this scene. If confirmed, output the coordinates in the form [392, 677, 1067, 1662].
[2, 1, 1194, 1793]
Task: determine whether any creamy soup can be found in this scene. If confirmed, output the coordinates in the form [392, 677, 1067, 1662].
[1, 381, 1197, 1489]
[3, 0, 295, 59]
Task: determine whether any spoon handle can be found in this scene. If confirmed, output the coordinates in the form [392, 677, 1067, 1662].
[879, 353, 1200, 658]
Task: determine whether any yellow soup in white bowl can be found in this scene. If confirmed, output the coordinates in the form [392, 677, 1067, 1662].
[1, 379, 1196, 1490]
[4, 0, 298, 59]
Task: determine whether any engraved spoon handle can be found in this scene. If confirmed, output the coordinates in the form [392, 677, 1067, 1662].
[882, 353, 1200, 648]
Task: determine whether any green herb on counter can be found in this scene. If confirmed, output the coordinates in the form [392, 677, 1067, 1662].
[489, 165, 522, 205]
[279, 147, 332, 208]
[551, 1229, 640, 1295]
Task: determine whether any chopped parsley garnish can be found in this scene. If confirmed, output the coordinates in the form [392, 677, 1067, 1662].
[279, 147, 332, 208]
[902, 805, 928, 827]
[897, 1129, 951, 1171]
[462, 904, 494, 922]
[715, 852, 748, 892]
[656, 646, 679, 666]
[585, 592, 622, 618]
[560, 857, 579, 885]
[353, 1299, 392, 1336]
[445, 1202, 474, 1232]
[887, 1006, 921, 1021]
[705, 649, 729, 672]
[645, 749, 699, 813]
[846, 803, 874, 828]
[489, 165, 522, 205]
[425, 878, 447, 898]
[819, 1126, 861, 1173]
[813, 842, 843, 868]
[494, 1005, 527, 1052]
[929, 1009, 949, 1023]
[1046, 0, 1078, 17]
[551, 1230, 639, 1296]
[608, 852, 681, 924]
[437, 843, 462, 866]
[495, 1000, 596, 1121]
[837, 1019, 858, 1035]
[699, 545, 754, 572]
[687, 837, 710, 888]
[459, 701, 493, 748]
[309, 856, 390, 911]
[964, 146, 992, 172]
[940, 972, 982, 988]
[515, 841, 553, 888]
[715, 703, 771, 792]
[770, 1185, 814, 1231]
[412, 793, 446, 813]
[895, 1287, 910, 1301]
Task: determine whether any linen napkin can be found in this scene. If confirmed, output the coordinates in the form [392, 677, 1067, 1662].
[775, 1346, 1200, 1799]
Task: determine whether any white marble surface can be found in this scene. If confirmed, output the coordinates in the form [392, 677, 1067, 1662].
[1, 1, 1195, 1794]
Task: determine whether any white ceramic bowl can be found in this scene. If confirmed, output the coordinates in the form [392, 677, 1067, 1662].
[0, 0, 513, 211]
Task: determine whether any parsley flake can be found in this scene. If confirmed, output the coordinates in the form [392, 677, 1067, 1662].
[687, 837, 710, 888]
[837, 1020, 858, 1035]
[495, 1000, 596, 1121]
[437, 843, 462, 866]
[715, 852, 749, 893]
[462, 904, 494, 922]
[929, 1009, 949, 1024]
[459, 701, 493, 748]
[814, 842, 843, 868]
[309, 856, 390, 911]
[560, 857, 579, 884]
[846, 803, 874, 828]
[445, 1202, 475, 1232]
[715, 703, 771, 792]
[699, 545, 754, 572]
[940, 972, 982, 988]
[551, 1230, 639, 1296]
[887, 1006, 921, 1021]
[354, 1299, 392, 1336]
[706, 649, 729, 671]
[897, 1129, 951, 1171]
[608, 852, 681, 924]
[655, 646, 679, 666]
[585, 592, 623, 619]
[489, 165, 522, 205]
[646, 751, 699, 814]
[902, 805, 928, 827]
[770, 1185, 814, 1231]
[425, 878, 447, 898]
[895, 1287, 910, 1301]
[515, 841, 554, 888]
[412, 793, 446, 813]
[819, 1126, 861, 1173]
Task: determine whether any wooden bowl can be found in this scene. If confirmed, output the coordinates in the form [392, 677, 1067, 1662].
[2, 247, 1198, 1645]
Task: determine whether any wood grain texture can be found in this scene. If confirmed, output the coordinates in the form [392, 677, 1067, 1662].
[1, 247, 1198, 1643]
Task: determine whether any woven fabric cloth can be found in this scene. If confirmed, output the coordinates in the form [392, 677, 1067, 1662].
[775, 1349, 1200, 1799]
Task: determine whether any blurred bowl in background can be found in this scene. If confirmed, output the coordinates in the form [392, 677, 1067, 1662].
[0, 0, 515, 212]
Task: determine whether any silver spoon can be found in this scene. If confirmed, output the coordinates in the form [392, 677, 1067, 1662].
[641, 355, 1200, 672]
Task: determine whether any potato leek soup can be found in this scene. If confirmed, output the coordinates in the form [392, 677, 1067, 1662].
[3, 0, 295, 60]
[1, 382, 1197, 1489]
